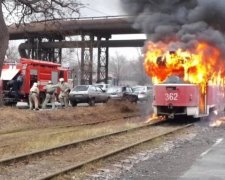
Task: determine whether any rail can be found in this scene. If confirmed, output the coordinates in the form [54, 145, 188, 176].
[0, 118, 194, 180]
[0, 117, 164, 165]
[40, 124, 193, 180]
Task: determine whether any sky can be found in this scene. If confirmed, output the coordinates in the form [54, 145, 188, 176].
[79, 0, 124, 17]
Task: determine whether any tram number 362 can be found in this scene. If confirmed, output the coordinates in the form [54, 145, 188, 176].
[165, 93, 178, 101]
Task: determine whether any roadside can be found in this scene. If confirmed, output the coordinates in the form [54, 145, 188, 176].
[0, 101, 140, 134]
[0, 101, 149, 159]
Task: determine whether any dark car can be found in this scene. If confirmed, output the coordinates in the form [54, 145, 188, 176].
[107, 86, 138, 103]
[69, 85, 109, 106]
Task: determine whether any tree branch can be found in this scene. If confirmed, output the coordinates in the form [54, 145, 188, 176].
[3, 0, 83, 25]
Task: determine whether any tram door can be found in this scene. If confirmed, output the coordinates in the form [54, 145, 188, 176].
[199, 85, 207, 114]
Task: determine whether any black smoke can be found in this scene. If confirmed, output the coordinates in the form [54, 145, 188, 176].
[121, 0, 225, 52]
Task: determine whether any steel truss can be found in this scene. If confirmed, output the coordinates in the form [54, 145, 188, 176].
[80, 35, 94, 85]
[97, 36, 109, 84]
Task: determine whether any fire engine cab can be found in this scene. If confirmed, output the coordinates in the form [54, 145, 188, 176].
[0, 58, 69, 105]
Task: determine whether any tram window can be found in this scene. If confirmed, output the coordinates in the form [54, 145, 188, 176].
[30, 75, 37, 88]
[30, 69, 38, 87]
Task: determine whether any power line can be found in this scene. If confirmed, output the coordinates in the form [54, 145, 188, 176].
[83, 6, 111, 16]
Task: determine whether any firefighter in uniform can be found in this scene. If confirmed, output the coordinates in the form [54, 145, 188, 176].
[42, 81, 57, 109]
[29, 82, 39, 110]
[58, 78, 70, 108]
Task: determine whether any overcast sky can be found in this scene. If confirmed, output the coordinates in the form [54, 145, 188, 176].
[80, 0, 125, 17]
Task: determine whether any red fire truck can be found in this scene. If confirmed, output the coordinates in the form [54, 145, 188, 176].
[0, 58, 69, 105]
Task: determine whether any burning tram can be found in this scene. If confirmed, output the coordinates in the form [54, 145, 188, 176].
[144, 42, 225, 119]
[152, 76, 225, 119]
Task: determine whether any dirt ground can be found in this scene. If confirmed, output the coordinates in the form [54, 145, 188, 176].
[0, 101, 152, 160]
[0, 101, 141, 134]
[0, 124, 181, 180]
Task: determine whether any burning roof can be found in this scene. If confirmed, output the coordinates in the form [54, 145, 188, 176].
[121, 0, 225, 87]
[144, 41, 225, 87]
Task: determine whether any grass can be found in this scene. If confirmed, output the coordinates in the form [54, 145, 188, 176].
[0, 101, 142, 159]
[0, 119, 146, 159]
[0, 101, 138, 134]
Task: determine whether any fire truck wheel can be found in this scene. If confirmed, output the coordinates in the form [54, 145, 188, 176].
[104, 97, 110, 103]
[70, 101, 77, 107]
[88, 98, 95, 106]
[4, 102, 17, 106]
[39, 92, 46, 106]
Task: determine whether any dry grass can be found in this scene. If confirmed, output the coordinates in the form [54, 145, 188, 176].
[0, 101, 141, 159]
[107, 100, 138, 113]
[0, 118, 145, 159]
[0, 102, 138, 134]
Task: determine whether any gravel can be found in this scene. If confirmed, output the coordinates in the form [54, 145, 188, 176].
[87, 121, 225, 180]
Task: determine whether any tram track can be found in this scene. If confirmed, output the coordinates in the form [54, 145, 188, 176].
[0, 113, 140, 150]
[0, 117, 163, 165]
[0, 118, 193, 180]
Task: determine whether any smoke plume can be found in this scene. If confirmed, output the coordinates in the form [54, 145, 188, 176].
[121, 0, 225, 52]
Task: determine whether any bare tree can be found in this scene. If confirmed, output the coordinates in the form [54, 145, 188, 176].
[0, 0, 82, 74]
[132, 48, 152, 85]
[0, 2, 8, 74]
[5, 43, 20, 63]
[109, 52, 127, 85]
[109, 49, 151, 86]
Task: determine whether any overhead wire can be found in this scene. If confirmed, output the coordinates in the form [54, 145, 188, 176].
[84, 6, 111, 16]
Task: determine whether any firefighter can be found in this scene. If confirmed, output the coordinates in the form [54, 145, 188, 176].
[16, 73, 24, 90]
[42, 81, 57, 109]
[58, 78, 70, 108]
[29, 82, 39, 110]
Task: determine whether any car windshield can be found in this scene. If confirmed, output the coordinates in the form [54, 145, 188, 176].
[133, 86, 145, 92]
[95, 85, 103, 89]
[73, 85, 89, 91]
[107, 87, 122, 93]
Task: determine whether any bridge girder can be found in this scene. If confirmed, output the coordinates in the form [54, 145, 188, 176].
[18, 39, 145, 49]
[10, 17, 145, 85]
[9, 17, 140, 40]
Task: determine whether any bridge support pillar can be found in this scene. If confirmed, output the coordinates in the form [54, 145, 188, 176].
[81, 34, 94, 85]
[97, 36, 109, 84]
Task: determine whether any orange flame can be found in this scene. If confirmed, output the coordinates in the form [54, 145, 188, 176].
[144, 41, 225, 88]
[146, 113, 166, 123]
[210, 118, 225, 127]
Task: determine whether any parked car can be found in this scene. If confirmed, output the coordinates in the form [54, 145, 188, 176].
[69, 85, 109, 106]
[132, 85, 152, 101]
[107, 86, 138, 103]
[94, 83, 111, 92]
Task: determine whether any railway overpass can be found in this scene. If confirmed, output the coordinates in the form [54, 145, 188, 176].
[8, 16, 146, 84]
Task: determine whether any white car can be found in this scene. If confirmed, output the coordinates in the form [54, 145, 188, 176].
[132, 86, 152, 101]
[94, 83, 111, 92]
